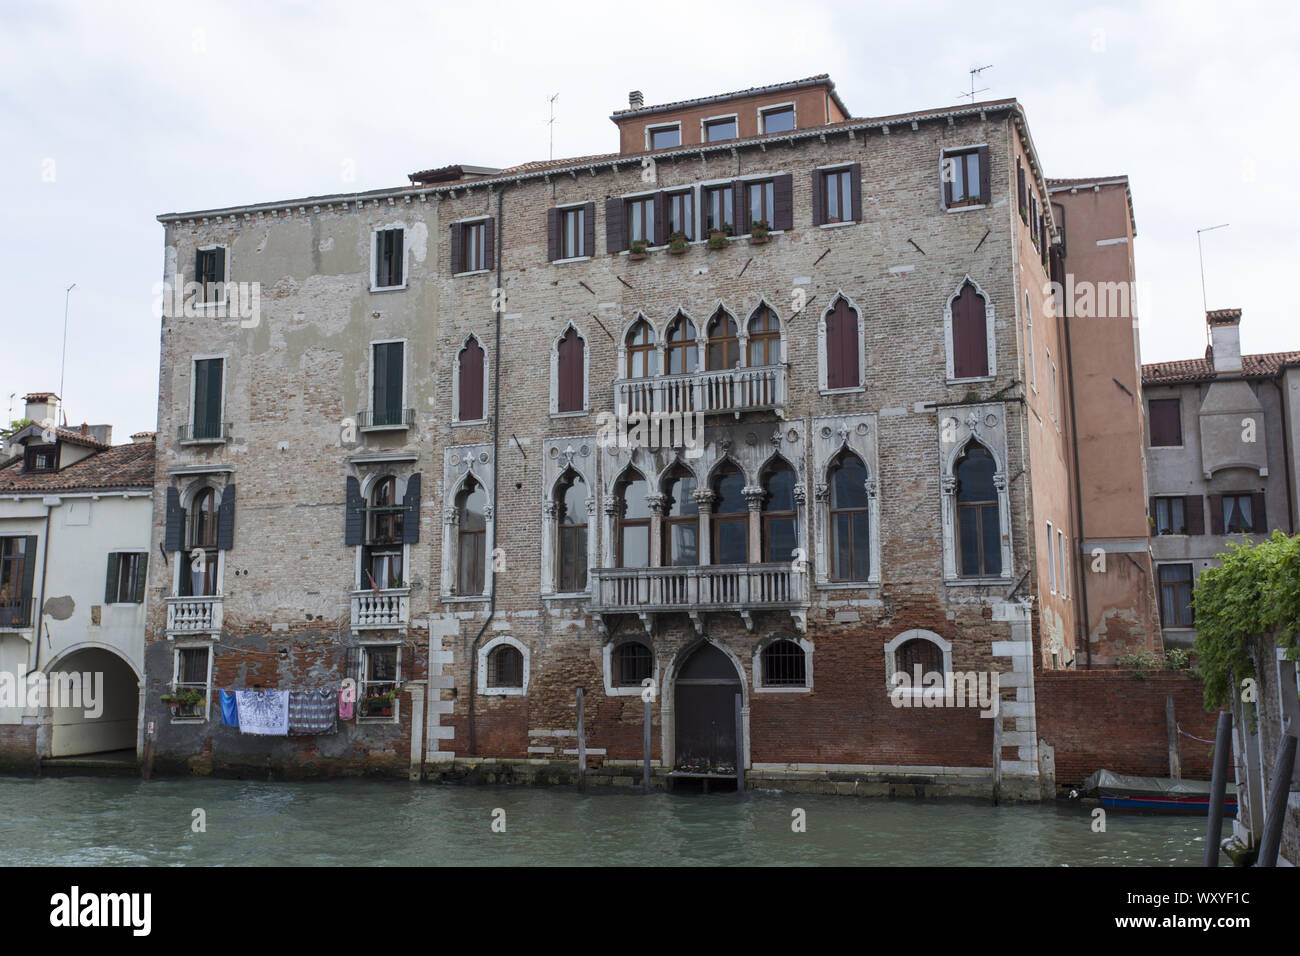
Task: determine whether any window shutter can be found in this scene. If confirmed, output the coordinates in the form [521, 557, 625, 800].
[653, 192, 667, 245]
[450, 224, 463, 274]
[483, 218, 495, 271]
[213, 247, 226, 285]
[772, 174, 793, 231]
[392, 229, 404, 285]
[1251, 492, 1267, 534]
[459, 340, 485, 421]
[605, 198, 626, 254]
[848, 164, 862, 223]
[953, 286, 988, 378]
[582, 202, 595, 257]
[134, 554, 148, 603]
[941, 154, 951, 209]
[1208, 495, 1223, 535]
[105, 552, 120, 604]
[385, 342, 404, 416]
[824, 306, 838, 389]
[217, 484, 236, 551]
[1017, 161, 1027, 222]
[194, 249, 204, 283]
[546, 208, 560, 261]
[811, 170, 826, 227]
[1148, 497, 1157, 527]
[1185, 495, 1204, 535]
[558, 329, 584, 413]
[21, 536, 37, 609]
[402, 473, 421, 544]
[164, 487, 184, 552]
[344, 476, 364, 547]
[976, 145, 990, 203]
[732, 180, 746, 233]
[841, 304, 859, 387]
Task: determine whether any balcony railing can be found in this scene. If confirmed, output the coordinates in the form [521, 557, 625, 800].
[357, 408, 415, 431]
[177, 421, 232, 443]
[350, 588, 410, 630]
[591, 563, 808, 618]
[0, 597, 33, 629]
[614, 365, 786, 418]
[166, 595, 222, 634]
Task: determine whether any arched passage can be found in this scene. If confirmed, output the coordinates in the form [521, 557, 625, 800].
[44, 645, 139, 757]
[673, 642, 743, 772]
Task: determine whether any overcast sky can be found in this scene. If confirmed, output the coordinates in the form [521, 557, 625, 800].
[2, 0, 1294, 437]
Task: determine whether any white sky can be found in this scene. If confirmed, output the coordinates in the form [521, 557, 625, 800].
[2, 0, 1295, 437]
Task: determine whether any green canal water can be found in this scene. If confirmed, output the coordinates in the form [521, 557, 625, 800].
[0, 776, 1224, 866]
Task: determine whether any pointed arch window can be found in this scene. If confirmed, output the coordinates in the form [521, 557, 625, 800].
[457, 337, 486, 422]
[706, 310, 740, 370]
[456, 477, 488, 594]
[761, 460, 798, 564]
[615, 472, 651, 569]
[182, 487, 218, 597]
[555, 472, 588, 592]
[556, 327, 585, 414]
[823, 297, 860, 390]
[665, 314, 698, 375]
[955, 444, 1001, 577]
[748, 305, 781, 367]
[951, 281, 990, 379]
[626, 320, 657, 378]
[829, 451, 870, 581]
[364, 476, 404, 589]
[662, 466, 699, 566]
[712, 464, 748, 565]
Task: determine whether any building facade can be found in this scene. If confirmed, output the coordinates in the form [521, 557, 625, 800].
[147, 75, 1158, 795]
[0, 393, 154, 770]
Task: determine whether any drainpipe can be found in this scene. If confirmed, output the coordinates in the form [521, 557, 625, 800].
[467, 185, 506, 757]
[1272, 377, 1296, 534]
[26, 503, 53, 677]
[1058, 267, 1092, 669]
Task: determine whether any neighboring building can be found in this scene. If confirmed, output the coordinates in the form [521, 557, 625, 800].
[148, 75, 1158, 795]
[1142, 311, 1299, 649]
[0, 393, 154, 770]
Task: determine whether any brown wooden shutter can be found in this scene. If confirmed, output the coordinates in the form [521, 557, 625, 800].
[772, 174, 793, 231]
[848, 164, 862, 223]
[1251, 492, 1267, 534]
[1017, 161, 1027, 222]
[449, 224, 462, 274]
[826, 300, 858, 388]
[653, 191, 667, 244]
[402, 474, 421, 544]
[459, 339, 485, 421]
[1208, 494, 1223, 535]
[582, 202, 595, 257]
[344, 476, 364, 546]
[812, 169, 826, 226]
[546, 208, 560, 262]
[952, 285, 988, 378]
[976, 145, 990, 203]
[1148, 399, 1182, 446]
[732, 180, 746, 233]
[483, 218, 495, 271]
[942, 154, 952, 209]
[558, 329, 584, 412]
[1185, 495, 1205, 535]
[164, 486, 184, 552]
[605, 198, 626, 253]
[216, 484, 236, 550]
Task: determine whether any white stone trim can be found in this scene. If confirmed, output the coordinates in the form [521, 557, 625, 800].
[540, 436, 598, 595]
[700, 112, 739, 142]
[369, 222, 409, 292]
[758, 102, 796, 135]
[478, 635, 529, 696]
[192, 243, 231, 311]
[169, 641, 213, 724]
[937, 404, 1014, 584]
[644, 121, 682, 151]
[943, 275, 996, 384]
[366, 337, 408, 425]
[816, 291, 866, 394]
[811, 414, 881, 587]
[186, 352, 228, 440]
[752, 634, 813, 694]
[441, 444, 494, 600]
[603, 637, 658, 696]
[883, 629, 952, 697]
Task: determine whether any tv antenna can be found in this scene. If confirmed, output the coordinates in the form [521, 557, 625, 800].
[547, 93, 559, 160]
[1196, 223, 1229, 337]
[958, 64, 993, 103]
[58, 282, 75, 424]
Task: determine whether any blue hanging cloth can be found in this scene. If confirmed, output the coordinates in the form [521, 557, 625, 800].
[220, 689, 240, 728]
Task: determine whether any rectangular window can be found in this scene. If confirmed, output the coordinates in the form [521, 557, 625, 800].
[195, 247, 224, 303]
[665, 190, 693, 240]
[822, 169, 853, 223]
[760, 105, 795, 134]
[943, 148, 984, 205]
[746, 179, 775, 230]
[1148, 398, 1183, 446]
[1222, 494, 1254, 534]
[0, 537, 33, 627]
[24, 444, 57, 473]
[1154, 497, 1187, 535]
[192, 358, 224, 440]
[359, 644, 400, 718]
[648, 124, 680, 150]
[704, 117, 737, 142]
[1158, 564, 1194, 628]
[703, 185, 734, 234]
[460, 221, 486, 273]
[1030, 195, 1040, 247]
[374, 228, 404, 288]
[371, 342, 405, 427]
[561, 206, 585, 258]
[174, 646, 210, 719]
[626, 195, 655, 245]
[106, 552, 147, 604]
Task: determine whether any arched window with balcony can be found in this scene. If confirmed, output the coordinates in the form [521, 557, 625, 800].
[625, 319, 657, 378]
[828, 451, 870, 582]
[748, 304, 782, 367]
[661, 465, 698, 566]
[455, 476, 488, 594]
[711, 463, 748, 565]
[364, 476, 404, 589]
[954, 442, 1002, 578]
[665, 313, 698, 375]
[555, 471, 588, 592]
[615, 470, 651, 569]
[761, 459, 798, 564]
[706, 309, 740, 370]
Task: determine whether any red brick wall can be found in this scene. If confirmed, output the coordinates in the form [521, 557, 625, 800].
[1037, 670, 1219, 785]
[0, 723, 38, 772]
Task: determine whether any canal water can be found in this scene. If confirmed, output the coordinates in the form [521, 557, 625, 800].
[0, 776, 1223, 866]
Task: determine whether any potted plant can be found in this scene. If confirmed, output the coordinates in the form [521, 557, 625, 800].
[361, 688, 398, 717]
[160, 686, 204, 715]
[629, 238, 649, 260]
[707, 223, 732, 250]
[749, 219, 771, 244]
[667, 231, 689, 254]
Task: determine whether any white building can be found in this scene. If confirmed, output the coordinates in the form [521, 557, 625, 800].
[0, 393, 154, 768]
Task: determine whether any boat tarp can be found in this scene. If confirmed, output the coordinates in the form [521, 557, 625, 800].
[1083, 769, 1237, 798]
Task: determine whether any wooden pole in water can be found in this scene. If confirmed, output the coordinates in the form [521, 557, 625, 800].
[576, 687, 586, 788]
[1203, 710, 1233, 867]
[642, 696, 652, 791]
[1166, 695, 1182, 779]
[734, 692, 744, 793]
[1256, 732, 1297, 867]
[991, 708, 1002, 806]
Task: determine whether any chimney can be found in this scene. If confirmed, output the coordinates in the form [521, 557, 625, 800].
[1207, 308, 1243, 374]
[22, 392, 59, 429]
[628, 90, 644, 109]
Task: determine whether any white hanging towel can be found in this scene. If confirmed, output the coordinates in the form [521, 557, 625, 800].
[235, 690, 290, 735]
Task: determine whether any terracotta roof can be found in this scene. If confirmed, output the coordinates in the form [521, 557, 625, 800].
[610, 74, 848, 118]
[1046, 176, 1128, 189]
[1142, 351, 1300, 386]
[0, 440, 155, 494]
[22, 392, 58, 402]
[1207, 308, 1242, 325]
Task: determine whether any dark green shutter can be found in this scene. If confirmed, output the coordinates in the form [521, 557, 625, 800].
[20, 536, 37, 622]
[105, 552, 120, 604]
[483, 218, 494, 271]
[345, 476, 364, 546]
[164, 487, 184, 552]
[402, 473, 421, 544]
[582, 202, 595, 257]
[134, 554, 148, 603]
[847, 165, 861, 224]
[450, 224, 462, 274]
[217, 484, 236, 550]
[811, 169, 826, 226]
[392, 229, 404, 285]
[213, 247, 226, 286]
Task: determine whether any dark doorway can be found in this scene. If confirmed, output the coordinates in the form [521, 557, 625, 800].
[674, 642, 742, 773]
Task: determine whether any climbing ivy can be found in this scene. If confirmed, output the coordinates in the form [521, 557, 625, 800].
[1192, 531, 1300, 711]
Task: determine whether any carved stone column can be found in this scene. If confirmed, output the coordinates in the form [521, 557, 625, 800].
[743, 485, 765, 564]
[646, 492, 667, 568]
[693, 489, 716, 566]
[602, 497, 620, 570]
[940, 475, 958, 580]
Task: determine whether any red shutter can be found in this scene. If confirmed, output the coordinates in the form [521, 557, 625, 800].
[826, 300, 858, 388]
[772, 174, 793, 231]
[1208, 495, 1223, 535]
[582, 202, 595, 257]
[450, 224, 462, 274]
[483, 218, 495, 271]
[825, 304, 840, 389]
[557, 329, 584, 413]
[1148, 399, 1182, 446]
[811, 170, 826, 226]
[848, 163, 862, 223]
[1251, 492, 1267, 534]
[1185, 495, 1205, 535]
[952, 284, 988, 378]
[605, 198, 626, 254]
[546, 208, 560, 262]
[458, 339, 485, 421]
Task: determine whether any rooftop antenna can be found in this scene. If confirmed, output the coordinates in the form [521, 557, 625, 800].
[1197, 224, 1229, 331]
[958, 64, 993, 104]
[58, 282, 75, 425]
[547, 93, 559, 160]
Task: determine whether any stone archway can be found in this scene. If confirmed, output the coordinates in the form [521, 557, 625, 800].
[672, 642, 744, 773]
[43, 645, 140, 757]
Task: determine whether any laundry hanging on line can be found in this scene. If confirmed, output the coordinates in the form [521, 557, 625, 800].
[219, 689, 240, 728]
[288, 687, 339, 735]
[235, 689, 290, 736]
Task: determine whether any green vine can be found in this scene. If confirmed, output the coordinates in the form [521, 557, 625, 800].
[1192, 531, 1300, 711]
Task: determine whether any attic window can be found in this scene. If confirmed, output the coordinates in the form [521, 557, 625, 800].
[704, 117, 737, 142]
[760, 106, 795, 134]
[648, 124, 680, 150]
[24, 444, 56, 473]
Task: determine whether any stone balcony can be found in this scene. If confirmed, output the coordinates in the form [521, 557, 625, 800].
[350, 588, 410, 631]
[591, 563, 808, 633]
[166, 595, 223, 635]
[613, 365, 786, 418]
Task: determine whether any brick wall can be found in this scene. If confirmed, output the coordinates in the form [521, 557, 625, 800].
[0, 723, 38, 772]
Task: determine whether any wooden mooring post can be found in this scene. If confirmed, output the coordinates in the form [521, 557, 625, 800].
[991, 708, 1002, 805]
[1203, 710, 1232, 867]
[576, 687, 586, 789]
[1166, 695, 1182, 779]
[1256, 733, 1298, 867]
[642, 696, 652, 791]
[734, 692, 744, 793]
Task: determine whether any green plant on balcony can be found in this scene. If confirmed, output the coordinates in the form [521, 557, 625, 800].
[160, 686, 205, 713]
[749, 219, 771, 243]
[667, 231, 689, 254]
[707, 224, 732, 249]
[629, 238, 649, 260]
[361, 688, 398, 716]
